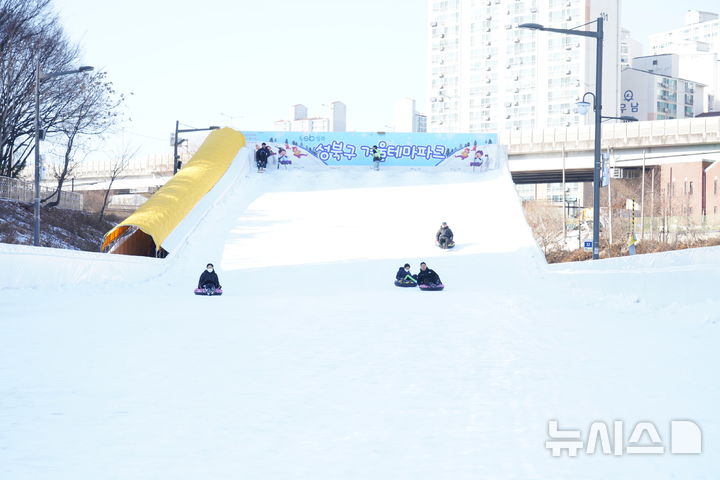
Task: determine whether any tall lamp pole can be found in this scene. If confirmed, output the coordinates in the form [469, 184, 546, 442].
[34, 62, 94, 247]
[519, 17, 604, 259]
[173, 122, 220, 174]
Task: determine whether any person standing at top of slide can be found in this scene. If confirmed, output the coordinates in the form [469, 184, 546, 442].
[255, 143, 270, 172]
[372, 145, 383, 171]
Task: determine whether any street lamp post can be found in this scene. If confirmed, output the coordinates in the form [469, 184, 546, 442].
[173, 122, 220, 174]
[519, 17, 604, 259]
[33, 62, 94, 247]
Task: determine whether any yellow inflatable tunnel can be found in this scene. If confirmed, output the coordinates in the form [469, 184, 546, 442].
[101, 128, 245, 256]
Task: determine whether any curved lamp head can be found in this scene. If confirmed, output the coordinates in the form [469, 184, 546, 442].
[576, 101, 592, 115]
[518, 23, 545, 30]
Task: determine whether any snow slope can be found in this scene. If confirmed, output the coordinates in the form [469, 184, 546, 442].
[1, 159, 718, 479]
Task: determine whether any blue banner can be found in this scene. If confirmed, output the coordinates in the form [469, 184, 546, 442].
[242, 131, 500, 169]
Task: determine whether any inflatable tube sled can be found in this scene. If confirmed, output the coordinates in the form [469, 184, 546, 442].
[194, 287, 223, 296]
[394, 279, 418, 287]
[419, 283, 444, 291]
[437, 240, 455, 249]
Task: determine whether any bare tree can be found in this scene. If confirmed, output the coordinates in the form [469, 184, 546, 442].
[523, 200, 565, 256]
[43, 71, 123, 207]
[98, 143, 138, 222]
[601, 177, 642, 249]
[0, 0, 91, 178]
[657, 186, 676, 244]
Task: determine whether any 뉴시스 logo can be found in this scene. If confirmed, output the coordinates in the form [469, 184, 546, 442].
[545, 420, 702, 457]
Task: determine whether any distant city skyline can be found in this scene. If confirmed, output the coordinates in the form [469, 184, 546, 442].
[46, 0, 720, 161]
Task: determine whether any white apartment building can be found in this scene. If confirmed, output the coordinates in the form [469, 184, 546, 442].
[394, 98, 428, 132]
[291, 104, 308, 121]
[646, 11, 720, 112]
[428, 0, 621, 134]
[274, 102, 347, 132]
[329, 101, 347, 132]
[417, 114, 428, 132]
[632, 53, 717, 112]
[620, 67, 705, 120]
[650, 11, 720, 55]
[620, 28, 642, 70]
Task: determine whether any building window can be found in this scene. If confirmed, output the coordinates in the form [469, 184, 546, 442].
[714, 178, 717, 195]
[623, 169, 640, 179]
[682, 180, 694, 195]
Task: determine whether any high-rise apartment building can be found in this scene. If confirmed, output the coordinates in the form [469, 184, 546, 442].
[329, 101, 347, 132]
[394, 98, 428, 132]
[291, 104, 308, 122]
[647, 11, 720, 112]
[274, 102, 347, 132]
[631, 53, 716, 113]
[428, 0, 621, 133]
[417, 114, 428, 132]
[619, 28, 642, 70]
[650, 11, 720, 55]
[621, 66, 705, 120]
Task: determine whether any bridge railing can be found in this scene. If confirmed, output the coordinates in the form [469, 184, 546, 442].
[72, 153, 176, 178]
[503, 117, 720, 154]
[0, 176, 83, 210]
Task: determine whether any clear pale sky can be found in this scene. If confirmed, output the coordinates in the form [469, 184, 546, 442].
[50, 0, 719, 158]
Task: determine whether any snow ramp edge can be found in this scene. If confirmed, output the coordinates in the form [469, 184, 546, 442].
[101, 128, 245, 256]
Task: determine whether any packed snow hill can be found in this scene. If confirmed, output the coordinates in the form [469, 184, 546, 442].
[1, 148, 719, 479]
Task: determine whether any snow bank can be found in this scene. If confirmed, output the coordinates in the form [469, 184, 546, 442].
[0, 243, 163, 289]
[550, 244, 720, 272]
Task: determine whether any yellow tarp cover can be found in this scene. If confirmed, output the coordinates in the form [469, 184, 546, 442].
[101, 127, 245, 252]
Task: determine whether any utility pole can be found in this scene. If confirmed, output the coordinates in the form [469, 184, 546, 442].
[173, 122, 220, 174]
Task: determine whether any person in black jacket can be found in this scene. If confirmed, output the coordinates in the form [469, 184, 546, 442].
[198, 263, 221, 289]
[255, 143, 270, 172]
[436, 221, 454, 248]
[416, 262, 441, 286]
[395, 263, 416, 283]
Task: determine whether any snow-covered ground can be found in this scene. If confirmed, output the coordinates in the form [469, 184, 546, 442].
[1, 160, 718, 479]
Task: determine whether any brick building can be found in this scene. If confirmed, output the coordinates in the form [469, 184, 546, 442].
[658, 160, 719, 222]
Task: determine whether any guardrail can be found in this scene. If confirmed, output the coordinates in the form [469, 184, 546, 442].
[72, 153, 175, 178]
[503, 117, 720, 154]
[0, 176, 83, 210]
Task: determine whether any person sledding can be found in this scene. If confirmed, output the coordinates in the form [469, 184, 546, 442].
[435, 221, 455, 249]
[394, 263, 417, 287]
[416, 262, 444, 290]
[196, 263, 222, 295]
